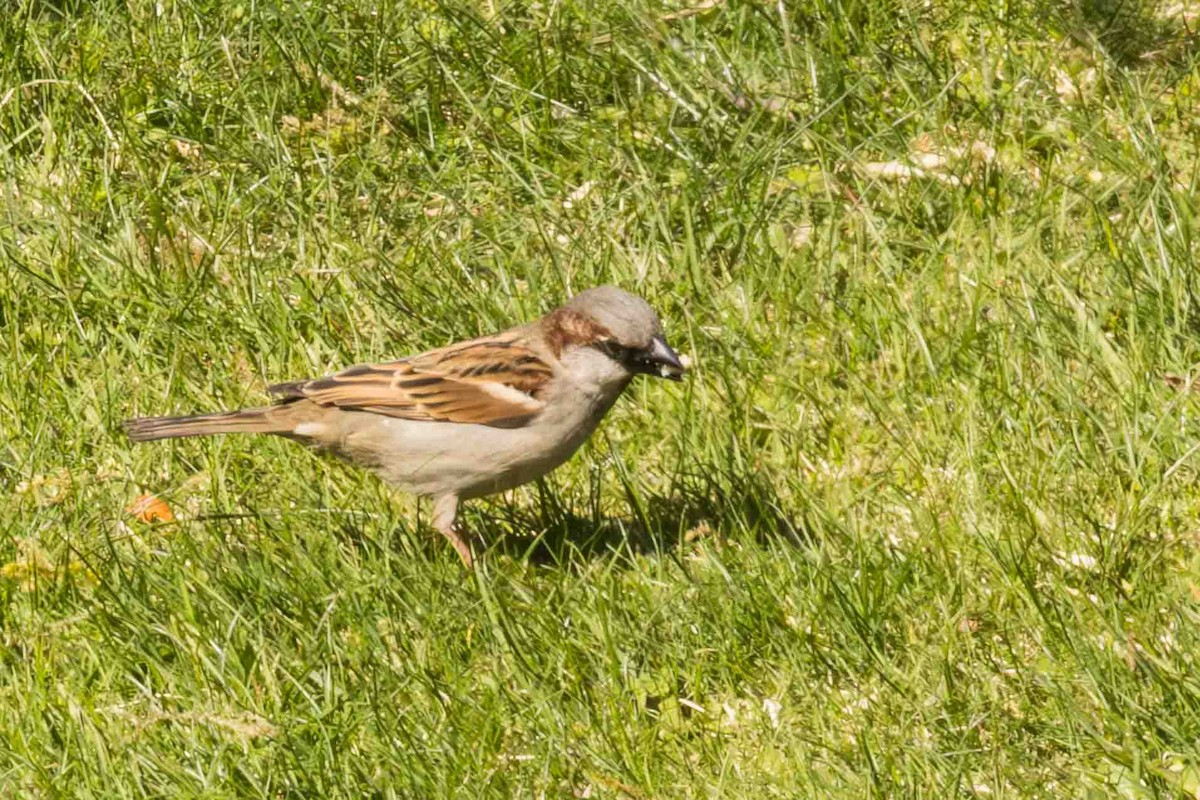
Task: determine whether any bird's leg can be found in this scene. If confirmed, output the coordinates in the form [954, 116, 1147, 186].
[432, 494, 473, 567]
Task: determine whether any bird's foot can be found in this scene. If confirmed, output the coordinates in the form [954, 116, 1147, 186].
[441, 524, 474, 568]
[432, 494, 474, 568]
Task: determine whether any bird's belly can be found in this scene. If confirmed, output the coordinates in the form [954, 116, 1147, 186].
[348, 411, 603, 499]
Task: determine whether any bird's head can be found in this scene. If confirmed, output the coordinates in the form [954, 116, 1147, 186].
[552, 285, 686, 381]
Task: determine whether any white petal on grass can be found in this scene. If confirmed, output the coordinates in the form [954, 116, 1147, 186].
[1159, 2, 1200, 21]
[967, 140, 996, 164]
[861, 160, 961, 186]
[1054, 551, 1098, 571]
[910, 150, 950, 171]
[1053, 67, 1079, 103]
[1053, 66, 1096, 105]
[1069, 553, 1098, 571]
[790, 222, 814, 249]
[863, 160, 920, 180]
[563, 180, 596, 209]
[762, 698, 782, 729]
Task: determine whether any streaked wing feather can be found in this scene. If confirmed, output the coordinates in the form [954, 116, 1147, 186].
[268, 332, 553, 427]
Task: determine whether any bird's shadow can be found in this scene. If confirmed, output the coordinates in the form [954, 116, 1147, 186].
[470, 469, 809, 568]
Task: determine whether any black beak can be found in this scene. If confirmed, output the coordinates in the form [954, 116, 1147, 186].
[636, 335, 686, 381]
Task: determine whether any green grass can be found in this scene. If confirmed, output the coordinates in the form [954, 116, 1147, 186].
[3, 0, 1200, 795]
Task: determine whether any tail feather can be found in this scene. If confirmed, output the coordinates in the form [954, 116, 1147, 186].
[124, 407, 287, 442]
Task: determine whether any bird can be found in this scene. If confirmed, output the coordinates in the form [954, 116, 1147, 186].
[124, 285, 687, 566]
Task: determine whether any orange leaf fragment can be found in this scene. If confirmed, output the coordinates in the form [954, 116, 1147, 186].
[126, 493, 175, 523]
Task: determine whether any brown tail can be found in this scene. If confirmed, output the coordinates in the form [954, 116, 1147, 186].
[124, 407, 288, 442]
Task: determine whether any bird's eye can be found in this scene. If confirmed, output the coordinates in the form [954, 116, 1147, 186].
[595, 339, 631, 362]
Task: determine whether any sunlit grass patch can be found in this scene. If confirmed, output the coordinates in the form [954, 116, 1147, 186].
[2, 0, 1200, 795]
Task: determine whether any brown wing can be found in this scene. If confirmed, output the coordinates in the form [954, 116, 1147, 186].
[269, 331, 555, 428]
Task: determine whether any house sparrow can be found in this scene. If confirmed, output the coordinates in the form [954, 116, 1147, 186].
[125, 286, 686, 566]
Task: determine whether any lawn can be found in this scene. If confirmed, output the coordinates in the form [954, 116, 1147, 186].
[3, 0, 1200, 796]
